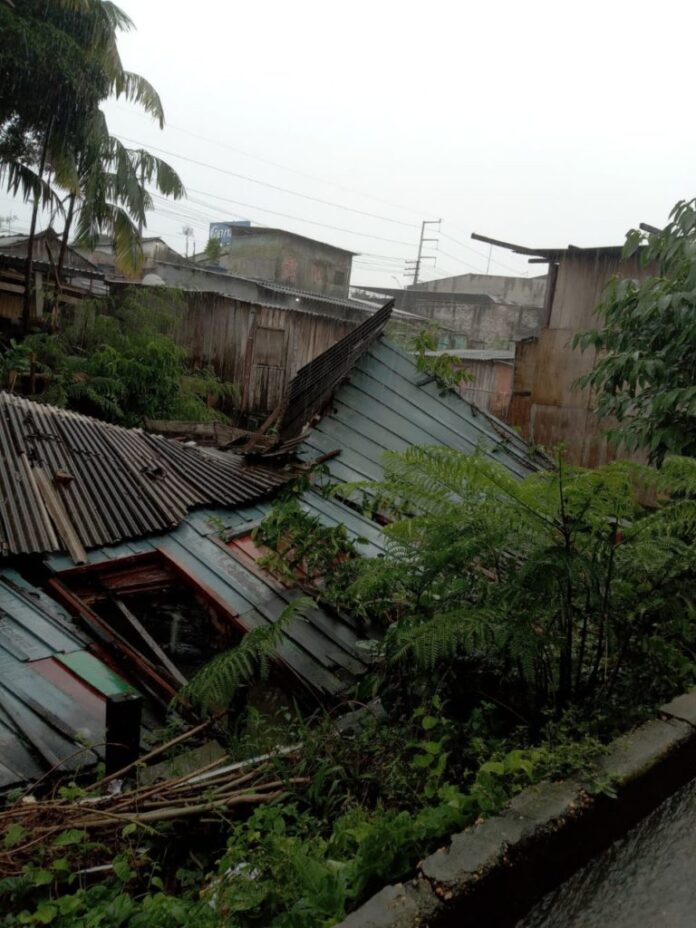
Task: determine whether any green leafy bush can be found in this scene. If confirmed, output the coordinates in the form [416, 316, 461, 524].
[0, 288, 237, 426]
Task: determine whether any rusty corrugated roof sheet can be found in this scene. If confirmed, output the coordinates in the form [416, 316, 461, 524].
[0, 393, 291, 558]
[276, 300, 393, 439]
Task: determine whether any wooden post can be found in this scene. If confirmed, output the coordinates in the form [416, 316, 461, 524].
[240, 310, 258, 413]
[105, 692, 143, 775]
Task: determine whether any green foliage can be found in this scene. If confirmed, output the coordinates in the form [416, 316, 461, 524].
[0, 289, 237, 426]
[203, 237, 222, 263]
[338, 447, 696, 715]
[575, 198, 696, 464]
[0, 1, 183, 276]
[251, 498, 365, 606]
[180, 597, 313, 713]
[411, 328, 472, 393]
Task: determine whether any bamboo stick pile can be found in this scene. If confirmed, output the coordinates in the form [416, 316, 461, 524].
[0, 723, 304, 879]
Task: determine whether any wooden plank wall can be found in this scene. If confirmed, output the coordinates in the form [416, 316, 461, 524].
[177, 292, 356, 417]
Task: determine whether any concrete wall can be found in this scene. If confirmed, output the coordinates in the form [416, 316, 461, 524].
[399, 292, 543, 349]
[337, 689, 696, 928]
[411, 273, 547, 307]
[507, 251, 654, 467]
[175, 290, 354, 422]
[216, 231, 353, 299]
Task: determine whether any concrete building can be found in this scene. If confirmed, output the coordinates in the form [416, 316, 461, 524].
[474, 234, 656, 467]
[356, 271, 546, 350]
[203, 224, 355, 299]
[410, 272, 547, 306]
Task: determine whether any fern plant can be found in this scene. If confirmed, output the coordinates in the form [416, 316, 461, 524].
[338, 447, 696, 715]
[180, 597, 313, 714]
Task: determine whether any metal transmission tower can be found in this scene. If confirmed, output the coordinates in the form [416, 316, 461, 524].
[407, 219, 441, 286]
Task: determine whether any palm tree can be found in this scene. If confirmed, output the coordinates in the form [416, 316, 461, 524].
[57, 111, 185, 276]
[0, 1, 184, 328]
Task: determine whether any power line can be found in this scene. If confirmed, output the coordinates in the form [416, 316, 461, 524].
[436, 247, 484, 274]
[116, 134, 419, 230]
[439, 229, 528, 275]
[110, 103, 428, 219]
[150, 188, 418, 248]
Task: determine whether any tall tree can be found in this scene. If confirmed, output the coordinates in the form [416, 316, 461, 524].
[0, 1, 184, 328]
[575, 198, 696, 465]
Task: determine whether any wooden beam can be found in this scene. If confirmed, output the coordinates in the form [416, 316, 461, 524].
[33, 466, 87, 564]
[240, 311, 258, 413]
[46, 578, 178, 701]
[113, 598, 188, 686]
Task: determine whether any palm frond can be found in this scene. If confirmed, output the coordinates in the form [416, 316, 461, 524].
[0, 159, 63, 214]
[112, 72, 165, 127]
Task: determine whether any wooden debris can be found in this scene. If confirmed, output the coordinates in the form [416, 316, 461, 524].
[0, 720, 304, 878]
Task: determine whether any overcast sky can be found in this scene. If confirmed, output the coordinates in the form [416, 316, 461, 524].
[1, 0, 692, 287]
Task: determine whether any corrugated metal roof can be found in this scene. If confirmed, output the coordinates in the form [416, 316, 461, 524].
[47, 500, 377, 697]
[0, 570, 118, 789]
[425, 348, 515, 362]
[470, 232, 625, 261]
[276, 300, 393, 440]
[297, 337, 545, 481]
[0, 393, 292, 558]
[0, 229, 103, 278]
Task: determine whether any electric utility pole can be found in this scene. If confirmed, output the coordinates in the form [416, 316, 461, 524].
[0, 214, 18, 234]
[410, 219, 441, 286]
[183, 226, 194, 258]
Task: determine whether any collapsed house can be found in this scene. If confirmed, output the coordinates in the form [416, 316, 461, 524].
[0, 302, 544, 791]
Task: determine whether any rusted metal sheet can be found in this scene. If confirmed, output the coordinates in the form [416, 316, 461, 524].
[276, 300, 393, 439]
[457, 359, 514, 418]
[503, 249, 657, 467]
[0, 392, 292, 558]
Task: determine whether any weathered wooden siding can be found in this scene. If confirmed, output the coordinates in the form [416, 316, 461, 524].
[506, 252, 654, 467]
[0, 288, 21, 321]
[458, 359, 513, 418]
[177, 292, 355, 418]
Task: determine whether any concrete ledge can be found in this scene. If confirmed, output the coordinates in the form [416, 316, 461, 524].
[660, 690, 696, 727]
[334, 688, 696, 928]
[599, 717, 692, 786]
[336, 880, 441, 927]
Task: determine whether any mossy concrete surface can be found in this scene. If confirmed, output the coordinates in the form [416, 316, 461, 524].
[333, 688, 696, 928]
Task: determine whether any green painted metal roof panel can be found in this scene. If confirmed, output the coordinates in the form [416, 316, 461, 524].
[0, 576, 82, 657]
[299, 492, 387, 558]
[297, 338, 543, 483]
[57, 650, 138, 697]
